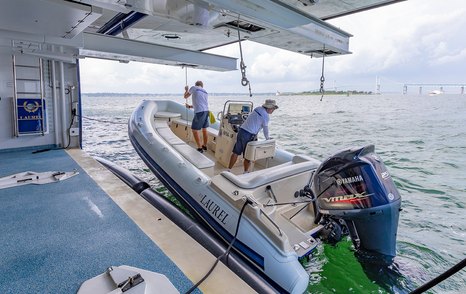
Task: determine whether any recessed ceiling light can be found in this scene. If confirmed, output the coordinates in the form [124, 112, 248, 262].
[162, 34, 181, 40]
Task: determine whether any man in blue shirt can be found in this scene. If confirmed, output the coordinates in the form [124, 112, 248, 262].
[228, 99, 278, 172]
[184, 80, 209, 153]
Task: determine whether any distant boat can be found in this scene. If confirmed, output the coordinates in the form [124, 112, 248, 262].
[276, 90, 281, 96]
[429, 90, 444, 96]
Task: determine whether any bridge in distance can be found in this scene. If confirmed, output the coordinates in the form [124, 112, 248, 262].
[402, 83, 465, 95]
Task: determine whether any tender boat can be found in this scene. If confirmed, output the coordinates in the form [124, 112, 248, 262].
[129, 99, 402, 293]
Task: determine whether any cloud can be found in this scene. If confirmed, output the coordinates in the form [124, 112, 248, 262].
[79, 58, 186, 93]
[324, 0, 466, 88]
[80, 0, 466, 94]
[433, 47, 466, 65]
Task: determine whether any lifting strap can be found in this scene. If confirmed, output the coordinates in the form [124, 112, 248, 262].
[0, 170, 79, 190]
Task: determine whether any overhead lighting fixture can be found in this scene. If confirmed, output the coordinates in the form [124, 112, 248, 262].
[298, 0, 319, 6]
[162, 34, 181, 40]
[218, 21, 265, 33]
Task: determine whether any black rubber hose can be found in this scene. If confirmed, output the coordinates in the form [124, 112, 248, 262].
[95, 157, 150, 193]
[140, 189, 278, 294]
[185, 199, 250, 294]
[409, 257, 466, 294]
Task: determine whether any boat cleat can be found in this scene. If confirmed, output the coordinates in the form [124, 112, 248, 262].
[294, 236, 319, 258]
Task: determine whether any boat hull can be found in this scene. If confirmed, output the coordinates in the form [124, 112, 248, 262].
[129, 100, 312, 293]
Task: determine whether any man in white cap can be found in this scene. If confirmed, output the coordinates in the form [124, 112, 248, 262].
[228, 99, 278, 173]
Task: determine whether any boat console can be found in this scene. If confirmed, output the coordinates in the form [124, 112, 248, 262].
[214, 100, 277, 170]
[215, 101, 253, 167]
[222, 102, 252, 133]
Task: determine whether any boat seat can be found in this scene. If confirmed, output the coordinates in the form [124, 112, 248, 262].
[291, 154, 320, 164]
[157, 128, 185, 145]
[154, 111, 181, 119]
[153, 112, 180, 129]
[171, 117, 190, 126]
[207, 127, 219, 137]
[155, 123, 214, 169]
[153, 119, 169, 129]
[173, 144, 215, 169]
[171, 117, 219, 137]
[220, 160, 318, 190]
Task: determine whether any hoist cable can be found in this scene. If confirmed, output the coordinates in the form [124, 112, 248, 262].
[184, 66, 189, 125]
[319, 47, 326, 101]
[236, 16, 252, 97]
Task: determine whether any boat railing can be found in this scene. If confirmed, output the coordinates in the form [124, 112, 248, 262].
[259, 208, 283, 237]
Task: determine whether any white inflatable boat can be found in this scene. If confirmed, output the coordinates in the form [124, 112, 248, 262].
[129, 99, 401, 293]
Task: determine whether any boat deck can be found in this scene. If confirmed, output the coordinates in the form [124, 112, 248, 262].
[0, 148, 252, 293]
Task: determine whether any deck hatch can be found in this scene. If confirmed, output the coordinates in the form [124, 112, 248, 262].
[217, 20, 266, 33]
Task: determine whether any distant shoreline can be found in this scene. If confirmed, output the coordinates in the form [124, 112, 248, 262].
[288, 90, 374, 96]
[82, 90, 375, 97]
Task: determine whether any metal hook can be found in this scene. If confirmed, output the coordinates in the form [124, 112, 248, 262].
[237, 16, 252, 96]
[319, 47, 326, 101]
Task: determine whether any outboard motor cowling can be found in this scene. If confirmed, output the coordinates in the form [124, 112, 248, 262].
[312, 145, 401, 259]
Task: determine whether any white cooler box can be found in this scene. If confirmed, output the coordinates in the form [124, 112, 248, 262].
[244, 139, 276, 161]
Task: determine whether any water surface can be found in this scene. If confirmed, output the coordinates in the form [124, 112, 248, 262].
[82, 93, 466, 293]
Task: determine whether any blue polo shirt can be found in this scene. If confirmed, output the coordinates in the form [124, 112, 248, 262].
[240, 106, 270, 139]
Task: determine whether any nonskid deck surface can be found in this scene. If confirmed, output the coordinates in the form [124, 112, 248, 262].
[176, 124, 322, 253]
[0, 148, 196, 293]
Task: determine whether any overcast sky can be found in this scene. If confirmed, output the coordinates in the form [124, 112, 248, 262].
[79, 0, 466, 94]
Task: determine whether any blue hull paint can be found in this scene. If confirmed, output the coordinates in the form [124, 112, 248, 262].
[129, 134, 266, 269]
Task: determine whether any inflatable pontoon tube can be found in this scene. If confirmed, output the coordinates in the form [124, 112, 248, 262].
[95, 157, 280, 294]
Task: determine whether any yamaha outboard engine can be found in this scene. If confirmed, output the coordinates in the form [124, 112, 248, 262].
[311, 145, 401, 259]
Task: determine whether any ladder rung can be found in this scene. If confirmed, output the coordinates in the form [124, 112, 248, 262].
[15, 64, 40, 69]
[17, 91, 42, 94]
[16, 78, 41, 82]
[13, 56, 43, 106]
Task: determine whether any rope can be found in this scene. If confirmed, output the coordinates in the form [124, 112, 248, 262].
[77, 114, 126, 125]
[263, 199, 314, 207]
[236, 16, 252, 97]
[185, 199, 251, 294]
[409, 257, 466, 294]
[184, 66, 189, 124]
